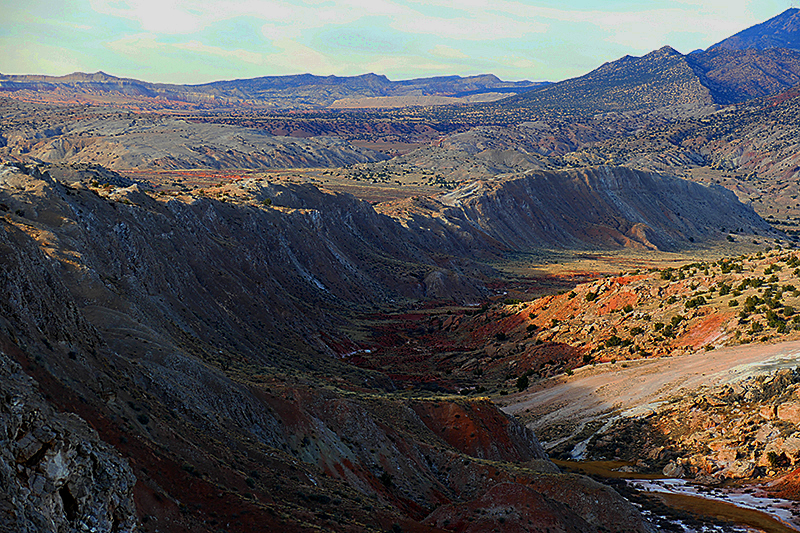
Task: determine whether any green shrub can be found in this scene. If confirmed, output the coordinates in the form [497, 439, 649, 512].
[685, 296, 706, 309]
[605, 335, 624, 347]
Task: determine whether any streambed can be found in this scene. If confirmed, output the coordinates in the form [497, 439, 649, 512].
[554, 460, 798, 532]
[631, 478, 799, 533]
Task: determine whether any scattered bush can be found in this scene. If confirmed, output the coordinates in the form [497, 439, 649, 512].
[605, 335, 623, 347]
[684, 296, 706, 309]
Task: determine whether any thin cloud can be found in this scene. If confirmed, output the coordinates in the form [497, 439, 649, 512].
[429, 45, 469, 60]
[1, 0, 793, 82]
[174, 41, 264, 64]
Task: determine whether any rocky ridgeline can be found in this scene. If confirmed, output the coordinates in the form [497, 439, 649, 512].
[572, 84, 800, 183]
[0, 349, 137, 532]
[0, 72, 542, 110]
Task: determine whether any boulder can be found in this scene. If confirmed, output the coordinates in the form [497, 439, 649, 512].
[719, 460, 756, 479]
[662, 461, 684, 478]
[777, 401, 800, 424]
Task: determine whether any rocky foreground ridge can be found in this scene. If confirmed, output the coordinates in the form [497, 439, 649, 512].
[0, 347, 137, 532]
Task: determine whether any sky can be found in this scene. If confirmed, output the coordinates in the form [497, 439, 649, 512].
[0, 0, 794, 84]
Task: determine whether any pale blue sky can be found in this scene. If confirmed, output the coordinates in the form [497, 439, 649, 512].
[0, 0, 792, 84]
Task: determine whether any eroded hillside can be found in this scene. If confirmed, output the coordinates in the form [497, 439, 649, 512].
[379, 167, 775, 252]
[0, 99, 387, 170]
[0, 163, 664, 532]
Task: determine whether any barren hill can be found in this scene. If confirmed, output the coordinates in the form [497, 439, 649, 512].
[563, 83, 800, 225]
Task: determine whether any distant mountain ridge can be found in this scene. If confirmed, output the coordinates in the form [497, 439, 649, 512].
[709, 8, 800, 51]
[502, 46, 714, 115]
[0, 70, 545, 110]
[501, 44, 800, 114]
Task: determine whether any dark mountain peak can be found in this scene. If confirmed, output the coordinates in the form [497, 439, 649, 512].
[709, 8, 800, 51]
[650, 45, 682, 57]
[502, 45, 710, 114]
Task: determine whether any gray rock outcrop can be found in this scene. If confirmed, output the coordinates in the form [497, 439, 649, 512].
[0, 351, 137, 533]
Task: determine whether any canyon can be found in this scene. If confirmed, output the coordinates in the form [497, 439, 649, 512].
[5, 7, 800, 533]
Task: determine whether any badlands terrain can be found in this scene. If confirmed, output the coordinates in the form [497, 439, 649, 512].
[5, 7, 800, 533]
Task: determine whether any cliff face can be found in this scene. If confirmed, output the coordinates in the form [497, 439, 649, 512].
[0, 163, 486, 366]
[387, 166, 773, 252]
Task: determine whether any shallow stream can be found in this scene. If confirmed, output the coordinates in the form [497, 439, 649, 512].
[553, 460, 799, 533]
[631, 478, 799, 533]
